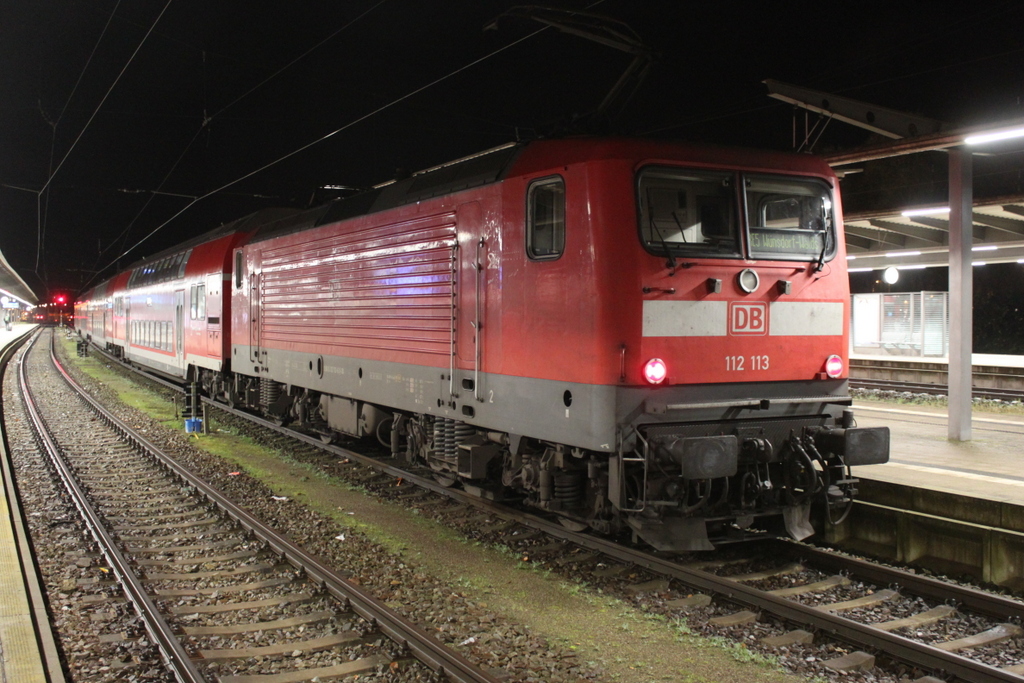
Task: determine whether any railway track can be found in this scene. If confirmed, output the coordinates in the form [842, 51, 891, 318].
[849, 377, 1024, 402]
[18, 329, 501, 683]
[71, 334, 1024, 682]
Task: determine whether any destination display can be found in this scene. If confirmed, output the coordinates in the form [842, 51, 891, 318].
[749, 228, 823, 256]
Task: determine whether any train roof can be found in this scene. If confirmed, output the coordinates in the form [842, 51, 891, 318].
[243, 137, 836, 245]
[105, 138, 838, 259]
[247, 142, 525, 245]
[79, 137, 837, 299]
[133, 208, 305, 266]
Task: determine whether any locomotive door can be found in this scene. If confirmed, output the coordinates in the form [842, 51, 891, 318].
[456, 202, 485, 402]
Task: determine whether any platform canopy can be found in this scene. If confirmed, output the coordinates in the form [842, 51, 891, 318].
[843, 197, 1024, 272]
[0, 247, 37, 306]
[829, 121, 1024, 272]
[766, 79, 1024, 442]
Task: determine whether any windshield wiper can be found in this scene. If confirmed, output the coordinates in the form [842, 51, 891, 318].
[651, 218, 678, 271]
[646, 189, 678, 271]
[815, 222, 832, 272]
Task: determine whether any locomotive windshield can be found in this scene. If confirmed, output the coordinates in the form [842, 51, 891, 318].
[746, 175, 835, 261]
[637, 169, 740, 257]
[637, 168, 836, 262]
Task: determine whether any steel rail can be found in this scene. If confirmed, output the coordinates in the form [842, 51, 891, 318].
[21, 333, 207, 683]
[0, 328, 67, 683]
[850, 377, 1024, 401]
[51, 336, 500, 683]
[78, 337, 1024, 681]
[791, 542, 1024, 621]
[474, 512, 1024, 682]
[195, 390, 1024, 682]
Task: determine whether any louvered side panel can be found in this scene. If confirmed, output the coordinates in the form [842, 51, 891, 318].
[258, 212, 457, 360]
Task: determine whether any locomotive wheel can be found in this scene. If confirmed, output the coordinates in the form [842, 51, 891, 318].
[319, 433, 334, 445]
[558, 516, 588, 532]
[433, 472, 457, 487]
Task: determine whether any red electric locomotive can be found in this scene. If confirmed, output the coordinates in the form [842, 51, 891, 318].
[80, 138, 889, 551]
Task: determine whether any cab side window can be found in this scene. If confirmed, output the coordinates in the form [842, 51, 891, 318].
[526, 176, 565, 260]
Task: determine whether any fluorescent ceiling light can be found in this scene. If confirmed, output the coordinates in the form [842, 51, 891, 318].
[848, 267, 873, 273]
[885, 250, 922, 258]
[846, 255, 856, 260]
[972, 261, 986, 266]
[971, 245, 998, 251]
[901, 264, 928, 270]
[902, 207, 949, 217]
[965, 126, 1024, 145]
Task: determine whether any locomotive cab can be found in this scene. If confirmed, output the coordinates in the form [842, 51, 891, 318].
[602, 158, 889, 550]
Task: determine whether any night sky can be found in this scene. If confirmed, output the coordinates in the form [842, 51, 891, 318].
[3, 0, 1024, 303]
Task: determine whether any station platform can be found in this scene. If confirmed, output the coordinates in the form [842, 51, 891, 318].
[0, 323, 60, 682]
[836, 398, 1024, 585]
[853, 400, 1024, 503]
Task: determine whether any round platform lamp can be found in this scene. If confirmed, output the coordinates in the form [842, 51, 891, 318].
[882, 266, 900, 289]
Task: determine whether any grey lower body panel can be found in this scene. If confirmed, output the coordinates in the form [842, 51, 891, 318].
[233, 345, 620, 452]
[232, 345, 852, 453]
[126, 346, 186, 379]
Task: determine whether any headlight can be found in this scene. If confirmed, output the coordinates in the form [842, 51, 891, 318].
[824, 354, 844, 378]
[644, 358, 668, 384]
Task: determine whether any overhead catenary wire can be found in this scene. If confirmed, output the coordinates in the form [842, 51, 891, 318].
[95, 0, 389, 269]
[642, 3, 1024, 140]
[38, 0, 172, 197]
[39, 0, 125, 273]
[35, 0, 172, 283]
[205, 0, 388, 125]
[108, 22, 552, 272]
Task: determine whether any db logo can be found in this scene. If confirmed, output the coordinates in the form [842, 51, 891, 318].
[729, 302, 768, 336]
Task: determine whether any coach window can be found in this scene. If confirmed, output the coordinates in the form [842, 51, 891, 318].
[526, 176, 565, 260]
[190, 284, 206, 320]
[235, 251, 244, 289]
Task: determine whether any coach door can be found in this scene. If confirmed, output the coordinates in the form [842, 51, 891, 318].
[175, 290, 184, 364]
[248, 251, 263, 367]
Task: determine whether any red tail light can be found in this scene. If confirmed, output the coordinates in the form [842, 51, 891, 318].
[824, 355, 844, 378]
[644, 358, 668, 384]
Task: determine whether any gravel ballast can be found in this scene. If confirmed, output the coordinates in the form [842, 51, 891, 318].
[34, 332, 821, 683]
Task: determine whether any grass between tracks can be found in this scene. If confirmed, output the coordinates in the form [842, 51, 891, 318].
[59, 336, 809, 683]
